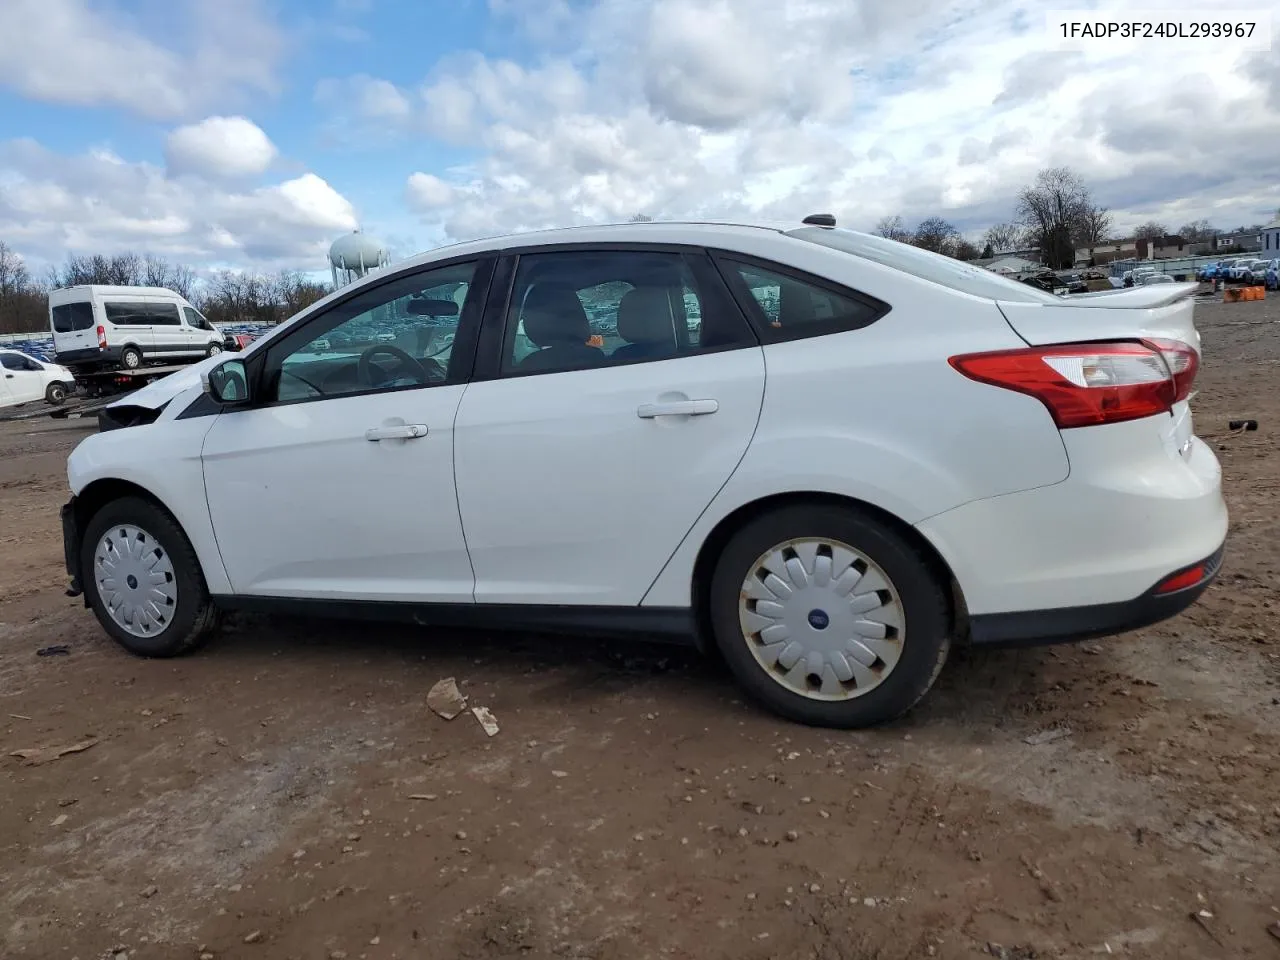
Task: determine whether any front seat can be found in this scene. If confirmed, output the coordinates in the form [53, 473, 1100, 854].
[515, 283, 602, 372]
[612, 286, 676, 362]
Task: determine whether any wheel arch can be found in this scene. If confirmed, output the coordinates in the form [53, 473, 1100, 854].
[687, 491, 969, 653]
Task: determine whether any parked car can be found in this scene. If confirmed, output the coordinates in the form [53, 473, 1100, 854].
[58, 218, 1227, 729]
[1058, 272, 1089, 294]
[1266, 260, 1279, 290]
[1021, 272, 1068, 294]
[0, 349, 75, 409]
[1227, 259, 1263, 282]
[50, 285, 224, 375]
[1247, 260, 1272, 285]
[223, 333, 259, 352]
[1196, 262, 1220, 281]
[1140, 272, 1175, 284]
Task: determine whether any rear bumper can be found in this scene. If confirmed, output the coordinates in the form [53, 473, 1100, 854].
[57, 346, 122, 372]
[967, 544, 1223, 646]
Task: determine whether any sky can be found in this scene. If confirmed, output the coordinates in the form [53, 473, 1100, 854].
[0, 0, 1277, 277]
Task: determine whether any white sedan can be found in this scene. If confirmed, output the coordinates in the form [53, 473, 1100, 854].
[59, 218, 1227, 728]
[0, 349, 74, 410]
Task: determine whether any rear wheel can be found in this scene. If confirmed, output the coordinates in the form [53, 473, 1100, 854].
[45, 381, 68, 405]
[81, 497, 219, 657]
[708, 504, 951, 728]
[120, 347, 143, 370]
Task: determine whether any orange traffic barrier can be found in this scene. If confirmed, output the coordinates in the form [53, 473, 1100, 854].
[1224, 287, 1243, 302]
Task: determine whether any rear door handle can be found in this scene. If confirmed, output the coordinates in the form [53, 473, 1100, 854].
[365, 424, 428, 441]
[636, 399, 719, 418]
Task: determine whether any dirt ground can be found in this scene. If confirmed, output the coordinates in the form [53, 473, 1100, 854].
[2, 294, 1278, 960]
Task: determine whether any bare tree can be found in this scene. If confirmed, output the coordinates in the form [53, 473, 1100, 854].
[1177, 219, 1216, 242]
[1074, 205, 1113, 248]
[1016, 167, 1092, 269]
[873, 215, 911, 243]
[1133, 221, 1168, 240]
[912, 217, 960, 255]
[0, 240, 48, 334]
[982, 222, 1022, 255]
[953, 239, 981, 261]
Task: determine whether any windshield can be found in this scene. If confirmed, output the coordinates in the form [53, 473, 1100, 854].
[786, 226, 1061, 304]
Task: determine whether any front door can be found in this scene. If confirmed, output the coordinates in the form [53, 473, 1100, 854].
[201, 257, 491, 602]
[182, 306, 216, 355]
[0, 351, 47, 404]
[453, 247, 765, 606]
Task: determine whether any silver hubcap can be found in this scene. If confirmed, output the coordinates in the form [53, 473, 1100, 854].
[209, 344, 222, 354]
[94, 525, 178, 639]
[739, 537, 905, 701]
[123, 352, 140, 368]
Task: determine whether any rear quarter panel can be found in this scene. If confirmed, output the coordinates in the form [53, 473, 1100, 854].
[642, 238, 1072, 607]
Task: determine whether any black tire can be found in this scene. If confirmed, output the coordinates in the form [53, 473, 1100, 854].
[80, 496, 220, 657]
[707, 504, 951, 728]
[206, 342, 223, 358]
[45, 381, 68, 405]
[120, 347, 143, 370]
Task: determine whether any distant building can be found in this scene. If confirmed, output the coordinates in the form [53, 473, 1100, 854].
[1137, 235, 1188, 260]
[1261, 222, 1280, 256]
[1214, 231, 1262, 252]
[1075, 240, 1138, 265]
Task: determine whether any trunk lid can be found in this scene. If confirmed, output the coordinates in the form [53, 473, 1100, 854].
[996, 282, 1201, 459]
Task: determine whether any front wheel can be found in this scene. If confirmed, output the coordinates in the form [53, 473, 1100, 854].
[45, 381, 68, 405]
[206, 342, 223, 358]
[81, 497, 219, 657]
[708, 505, 952, 728]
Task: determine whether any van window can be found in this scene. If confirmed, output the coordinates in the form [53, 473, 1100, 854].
[149, 302, 181, 326]
[104, 301, 153, 326]
[182, 306, 209, 330]
[51, 301, 95, 333]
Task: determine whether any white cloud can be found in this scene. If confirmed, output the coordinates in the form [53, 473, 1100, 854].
[0, 0, 282, 120]
[0, 139, 357, 271]
[406, 173, 455, 209]
[304, 0, 1280, 244]
[165, 117, 279, 179]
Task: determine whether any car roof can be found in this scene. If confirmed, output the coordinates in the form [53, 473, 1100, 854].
[48, 285, 189, 300]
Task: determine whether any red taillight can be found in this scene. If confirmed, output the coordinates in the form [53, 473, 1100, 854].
[1155, 564, 1206, 594]
[1145, 337, 1198, 403]
[949, 340, 1197, 429]
[97, 325, 107, 350]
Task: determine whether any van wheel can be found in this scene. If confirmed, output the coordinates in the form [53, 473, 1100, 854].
[45, 382, 68, 405]
[206, 343, 223, 358]
[707, 504, 951, 728]
[81, 497, 220, 657]
[120, 347, 143, 370]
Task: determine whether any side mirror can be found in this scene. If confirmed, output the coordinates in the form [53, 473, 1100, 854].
[202, 358, 250, 405]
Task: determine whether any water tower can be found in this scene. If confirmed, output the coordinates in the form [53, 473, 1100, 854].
[329, 229, 390, 288]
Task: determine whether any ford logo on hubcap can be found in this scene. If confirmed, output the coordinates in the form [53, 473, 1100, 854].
[807, 609, 830, 630]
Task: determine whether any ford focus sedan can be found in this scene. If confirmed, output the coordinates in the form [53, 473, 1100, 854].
[60, 218, 1226, 728]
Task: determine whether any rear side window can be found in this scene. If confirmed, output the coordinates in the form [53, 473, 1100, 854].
[149, 302, 181, 325]
[104, 301, 152, 326]
[718, 257, 888, 342]
[51, 302, 95, 333]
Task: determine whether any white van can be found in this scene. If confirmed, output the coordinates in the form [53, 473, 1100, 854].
[49, 285, 223, 373]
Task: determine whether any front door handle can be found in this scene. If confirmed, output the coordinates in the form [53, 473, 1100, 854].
[365, 424, 428, 441]
[637, 399, 719, 419]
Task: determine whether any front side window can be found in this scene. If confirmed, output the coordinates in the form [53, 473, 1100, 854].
[182, 307, 209, 330]
[1, 353, 25, 371]
[269, 260, 477, 403]
[51, 301, 95, 333]
[501, 249, 753, 376]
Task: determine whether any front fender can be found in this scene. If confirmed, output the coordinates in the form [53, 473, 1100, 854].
[67, 416, 231, 595]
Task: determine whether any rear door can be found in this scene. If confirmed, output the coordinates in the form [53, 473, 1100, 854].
[50, 299, 98, 356]
[102, 300, 156, 356]
[452, 246, 765, 605]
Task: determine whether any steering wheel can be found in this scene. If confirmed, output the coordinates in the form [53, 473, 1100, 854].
[357, 344, 432, 388]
